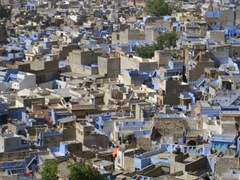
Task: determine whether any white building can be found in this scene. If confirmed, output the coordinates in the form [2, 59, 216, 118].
[11, 72, 36, 90]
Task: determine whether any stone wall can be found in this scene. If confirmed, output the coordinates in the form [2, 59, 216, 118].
[216, 157, 238, 175]
[153, 117, 185, 141]
[124, 155, 135, 172]
[0, 150, 36, 162]
[43, 133, 63, 148]
[136, 136, 152, 151]
[98, 56, 120, 78]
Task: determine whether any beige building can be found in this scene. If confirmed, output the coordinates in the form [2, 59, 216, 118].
[185, 21, 208, 37]
[75, 121, 108, 148]
[154, 50, 173, 67]
[120, 54, 158, 74]
[153, 114, 186, 142]
[205, 9, 235, 27]
[67, 48, 102, 75]
[98, 55, 120, 78]
[51, 44, 80, 60]
[185, 50, 214, 82]
[57, 117, 76, 141]
[156, 77, 189, 106]
[10, 59, 59, 84]
[206, 30, 225, 44]
[170, 152, 207, 177]
[112, 29, 145, 44]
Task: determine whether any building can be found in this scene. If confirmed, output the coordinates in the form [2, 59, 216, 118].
[0, 133, 29, 152]
[98, 55, 120, 78]
[153, 114, 186, 142]
[75, 121, 108, 148]
[11, 71, 36, 90]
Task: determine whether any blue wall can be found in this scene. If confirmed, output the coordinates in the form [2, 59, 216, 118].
[8, 107, 25, 120]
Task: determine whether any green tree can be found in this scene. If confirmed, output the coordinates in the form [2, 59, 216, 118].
[0, 4, 8, 18]
[68, 162, 102, 180]
[145, 0, 173, 17]
[176, 8, 188, 13]
[41, 160, 58, 180]
[136, 32, 178, 58]
[136, 43, 158, 58]
[156, 32, 178, 50]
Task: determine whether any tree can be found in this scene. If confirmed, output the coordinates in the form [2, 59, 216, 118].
[156, 32, 178, 50]
[0, 4, 8, 18]
[136, 32, 178, 58]
[68, 162, 102, 180]
[176, 8, 188, 13]
[41, 160, 58, 180]
[145, 0, 173, 17]
[136, 43, 158, 58]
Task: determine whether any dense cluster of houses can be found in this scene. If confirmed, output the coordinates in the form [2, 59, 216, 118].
[1, 0, 240, 179]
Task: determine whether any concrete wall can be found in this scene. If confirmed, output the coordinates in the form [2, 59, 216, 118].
[158, 79, 189, 105]
[185, 156, 207, 172]
[207, 30, 225, 44]
[75, 122, 108, 148]
[107, 57, 120, 78]
[43, 133, 63, 148]
[11, 73, 36, 90]
[63, 127, 76, 141]
[209, 46, 230, 67]
[205, 11, 235, 27]
[124, 155, 135, 172]
[121, 55, 158, 74]
[112, 29, 145, 44]
[60, 44, 79, 60]
[0, 136, 29, 152]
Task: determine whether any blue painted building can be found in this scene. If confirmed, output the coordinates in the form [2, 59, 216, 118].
[37, 131, 63, 147]
[0, 151, 44, 175]
[134, 143, 211, 170]
[120, 69, 151, 87]
[94, 113, 112, 132]
[93, 160, 113, 180]
[98, 25, 112, 37]
[49, 141, 82, 158]
[8, 107, 25, 120]
[0, 101, 8, 122]
[210, 134, 236, 152]
[50, 108, 72, 125]
[134, 147, 170, 170]
[119, 121, 153, 139]
[22, 112, 45, 126]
